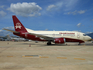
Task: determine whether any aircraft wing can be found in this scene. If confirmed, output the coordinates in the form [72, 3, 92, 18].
[3, 28, 55, 40]
[29, 33, 55, 40]
[3, 29, 20, 33]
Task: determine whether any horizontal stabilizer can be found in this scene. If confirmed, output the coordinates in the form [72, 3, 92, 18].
[3, 28, 20, 33]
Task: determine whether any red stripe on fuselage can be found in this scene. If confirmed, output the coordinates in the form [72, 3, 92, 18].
[13, 32, 46, 41]
[65, 38, 84, 43]
[13, 32, 84, 43]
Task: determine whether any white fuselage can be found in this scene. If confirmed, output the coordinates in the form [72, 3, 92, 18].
[26, 28, 91, 42]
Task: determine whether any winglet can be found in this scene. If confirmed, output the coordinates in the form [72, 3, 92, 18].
[12, 15, 27, 32]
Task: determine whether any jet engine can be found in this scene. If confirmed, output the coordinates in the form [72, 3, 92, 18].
[54, 38, 65, 44]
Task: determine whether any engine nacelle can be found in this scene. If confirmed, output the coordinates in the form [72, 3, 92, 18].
[54, 38, 65, 44]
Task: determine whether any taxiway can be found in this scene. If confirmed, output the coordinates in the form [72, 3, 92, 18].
[0, 41, 93, 70]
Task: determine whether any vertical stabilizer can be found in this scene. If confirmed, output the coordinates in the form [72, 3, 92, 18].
[12, 15, 27, 32]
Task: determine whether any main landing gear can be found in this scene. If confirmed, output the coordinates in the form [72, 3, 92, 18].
[47, 41, 51, 45]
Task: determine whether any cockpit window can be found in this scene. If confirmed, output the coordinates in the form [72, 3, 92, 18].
[83, 34, 87, 36]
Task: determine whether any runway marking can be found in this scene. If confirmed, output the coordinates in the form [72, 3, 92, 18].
[74, 58, 85, 60]
[39, 56, 49, 58]
[22, 55, 39, 58]
[23, 56, 33, 57]
[57, 57, 67, 59]
[1, 55, 86, 61]
[7, 56, 13, 57]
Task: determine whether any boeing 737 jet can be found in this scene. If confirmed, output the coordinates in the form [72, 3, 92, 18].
[4, 15, 92, 45]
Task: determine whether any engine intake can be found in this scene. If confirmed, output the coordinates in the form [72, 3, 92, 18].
[54, 38, 65, 44]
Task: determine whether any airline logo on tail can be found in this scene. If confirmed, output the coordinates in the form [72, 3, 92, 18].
[15, 23, 22, 29]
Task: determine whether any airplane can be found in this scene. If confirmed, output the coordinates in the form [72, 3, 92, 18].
[3, 15, 92, 45]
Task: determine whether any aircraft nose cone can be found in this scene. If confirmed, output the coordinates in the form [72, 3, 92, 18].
[85, 36, 92, 41]
[88, 36, 92, 41]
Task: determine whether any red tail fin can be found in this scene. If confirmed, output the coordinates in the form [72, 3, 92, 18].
[12, 15, 27, 32]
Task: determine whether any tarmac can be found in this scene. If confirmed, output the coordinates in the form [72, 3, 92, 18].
[0, 41, 93, 70]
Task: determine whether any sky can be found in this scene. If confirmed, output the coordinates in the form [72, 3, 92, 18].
[0, 0, 93, 36]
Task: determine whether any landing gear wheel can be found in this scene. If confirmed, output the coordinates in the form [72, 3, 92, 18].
[78, 43, 81, 45]
[47, 42, 51, 45]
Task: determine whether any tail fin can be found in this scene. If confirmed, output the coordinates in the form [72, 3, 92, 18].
[12, 15, 27, 32]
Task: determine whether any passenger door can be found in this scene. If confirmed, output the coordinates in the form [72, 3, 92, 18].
[77, 33, 80, 38]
